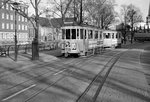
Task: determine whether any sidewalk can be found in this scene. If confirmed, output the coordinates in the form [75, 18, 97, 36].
[0, 48, 62, 70]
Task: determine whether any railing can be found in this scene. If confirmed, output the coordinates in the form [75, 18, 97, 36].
[0, 41, 60, 57]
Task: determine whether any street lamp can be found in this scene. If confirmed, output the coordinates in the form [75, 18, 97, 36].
[9, 1, 21, 61]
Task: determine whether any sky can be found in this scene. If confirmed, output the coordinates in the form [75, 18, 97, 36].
[115, 0, 150, 22]
[26, 0, 150, 22]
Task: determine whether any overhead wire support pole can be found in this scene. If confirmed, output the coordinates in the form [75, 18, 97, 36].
[9, 1, 21, 61]
[80, 0, 83, 24]
[14, 9, 18, 61]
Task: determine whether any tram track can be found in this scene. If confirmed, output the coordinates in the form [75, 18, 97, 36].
[1, 49, 123, 102]
[76, 50, 127, 102]
[1, 54, 93, 102]
[21, 50, 125, 102]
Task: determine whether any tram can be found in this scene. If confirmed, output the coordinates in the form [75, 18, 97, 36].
[102, 30, 122, 48]
[61, 25, 103, 57]
[61, 25, 122, 57]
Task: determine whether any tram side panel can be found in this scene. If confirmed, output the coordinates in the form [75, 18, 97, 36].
[103, 31, 122, 48]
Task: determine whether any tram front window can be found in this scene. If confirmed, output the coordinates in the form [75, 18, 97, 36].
[72, 29, 76, 39]
[66, 29, 70, 39]
[95, 31, 98, 39]
[62, 29, 65, 39]
[106, 33, 110, 39]
[80, 29, 83, 39]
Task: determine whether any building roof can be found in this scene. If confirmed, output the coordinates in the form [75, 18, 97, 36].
[39, 17, 51, 27]
[38, 17, 75, 28]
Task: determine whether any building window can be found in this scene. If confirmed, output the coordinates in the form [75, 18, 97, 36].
[6, 4, 9, 10]
[25, 25, 28, 30]
[2, 13, 5, 19]
[18, 15, 20, 21]
[22, 25, 24, 30]
[22, 16, 24, 22]
[18, 24, 20, 30]
[1, 2, 4, 9]
[2, 23, 5, 29]
[6, 14, 9, 20]
[11, 24, 13, 30]
[6, 23, 9, 29]
[10, 15, 13, 20]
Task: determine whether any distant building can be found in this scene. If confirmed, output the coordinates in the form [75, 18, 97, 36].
[28, 17, 74, 43]
[0, 0, 29, 45]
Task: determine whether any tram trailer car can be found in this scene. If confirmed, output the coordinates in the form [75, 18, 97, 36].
[61, 25, 104, 57]
[102, 30, 122, 48]
[134, 33, 150, 41]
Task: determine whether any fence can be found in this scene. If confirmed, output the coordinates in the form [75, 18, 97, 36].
[0, 41, 60, 57]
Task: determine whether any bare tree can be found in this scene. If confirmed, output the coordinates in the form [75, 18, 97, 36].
[127, 4, 143, 43]
[120, 4, 128, 44]
[7, 0, 42, 60]
[0, 0, 10, 9]
[46, 0, 73, 25]
[82, 0, 116, 29]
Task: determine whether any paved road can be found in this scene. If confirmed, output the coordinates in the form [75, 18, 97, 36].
[0, 42, 150, 102]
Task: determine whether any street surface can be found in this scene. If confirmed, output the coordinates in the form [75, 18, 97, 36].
[0, 41, 150, 102]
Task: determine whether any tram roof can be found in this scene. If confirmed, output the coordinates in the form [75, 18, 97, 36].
[61, 24, 101, 30]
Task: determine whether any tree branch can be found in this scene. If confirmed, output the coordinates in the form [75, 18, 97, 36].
[0, 0, 10, 9]
[30, 0, 35, 9]
[63, 0, 73, 15]
[37, 0, 42, 5]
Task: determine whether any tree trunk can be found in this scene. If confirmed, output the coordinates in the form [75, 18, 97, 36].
[32, 37, 39, 60]
[32, 0, 39, 60]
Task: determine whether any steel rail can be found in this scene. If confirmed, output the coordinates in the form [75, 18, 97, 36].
[76, 50, 127, 102]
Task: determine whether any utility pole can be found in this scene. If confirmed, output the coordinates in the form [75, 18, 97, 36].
[74, 0, 76, 22]
[80, 0, 83, 24]
[14, 8, 18, 61]
[9, 1, 21, 61]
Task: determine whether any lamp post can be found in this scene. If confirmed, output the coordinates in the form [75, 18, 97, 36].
[9, 1, 21, 61]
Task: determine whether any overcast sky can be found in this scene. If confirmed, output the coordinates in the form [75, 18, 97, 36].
[115, 0, 150, 22]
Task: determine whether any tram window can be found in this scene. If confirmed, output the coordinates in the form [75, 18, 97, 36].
[112, 33, 114, 39]
[116, 33, 118, 38]
[103, 33, 106, 38]
[119, 33, 121, 38]
[106, 33, 110, 39]
[91, 30, 93, 39]
[72, 29, 76, 39]
[88, 30, 93, 39]
[95, 31, 98, 39]
[85, 30, 87, 39]
[100, 34, 102, 39]
[62, 29, 65, 39]
[99, 31, 102, 39]
[80, 29, 83, 39]
[77, 29, 79, 39]
[66, 29, 70, 39]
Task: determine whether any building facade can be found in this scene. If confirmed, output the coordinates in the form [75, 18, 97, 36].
[0, 0, 28, 45]
[28, 17, 63, 44]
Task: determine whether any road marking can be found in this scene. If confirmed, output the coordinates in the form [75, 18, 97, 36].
[54, 69, 67, 75]
[2, 84, 36, 101]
